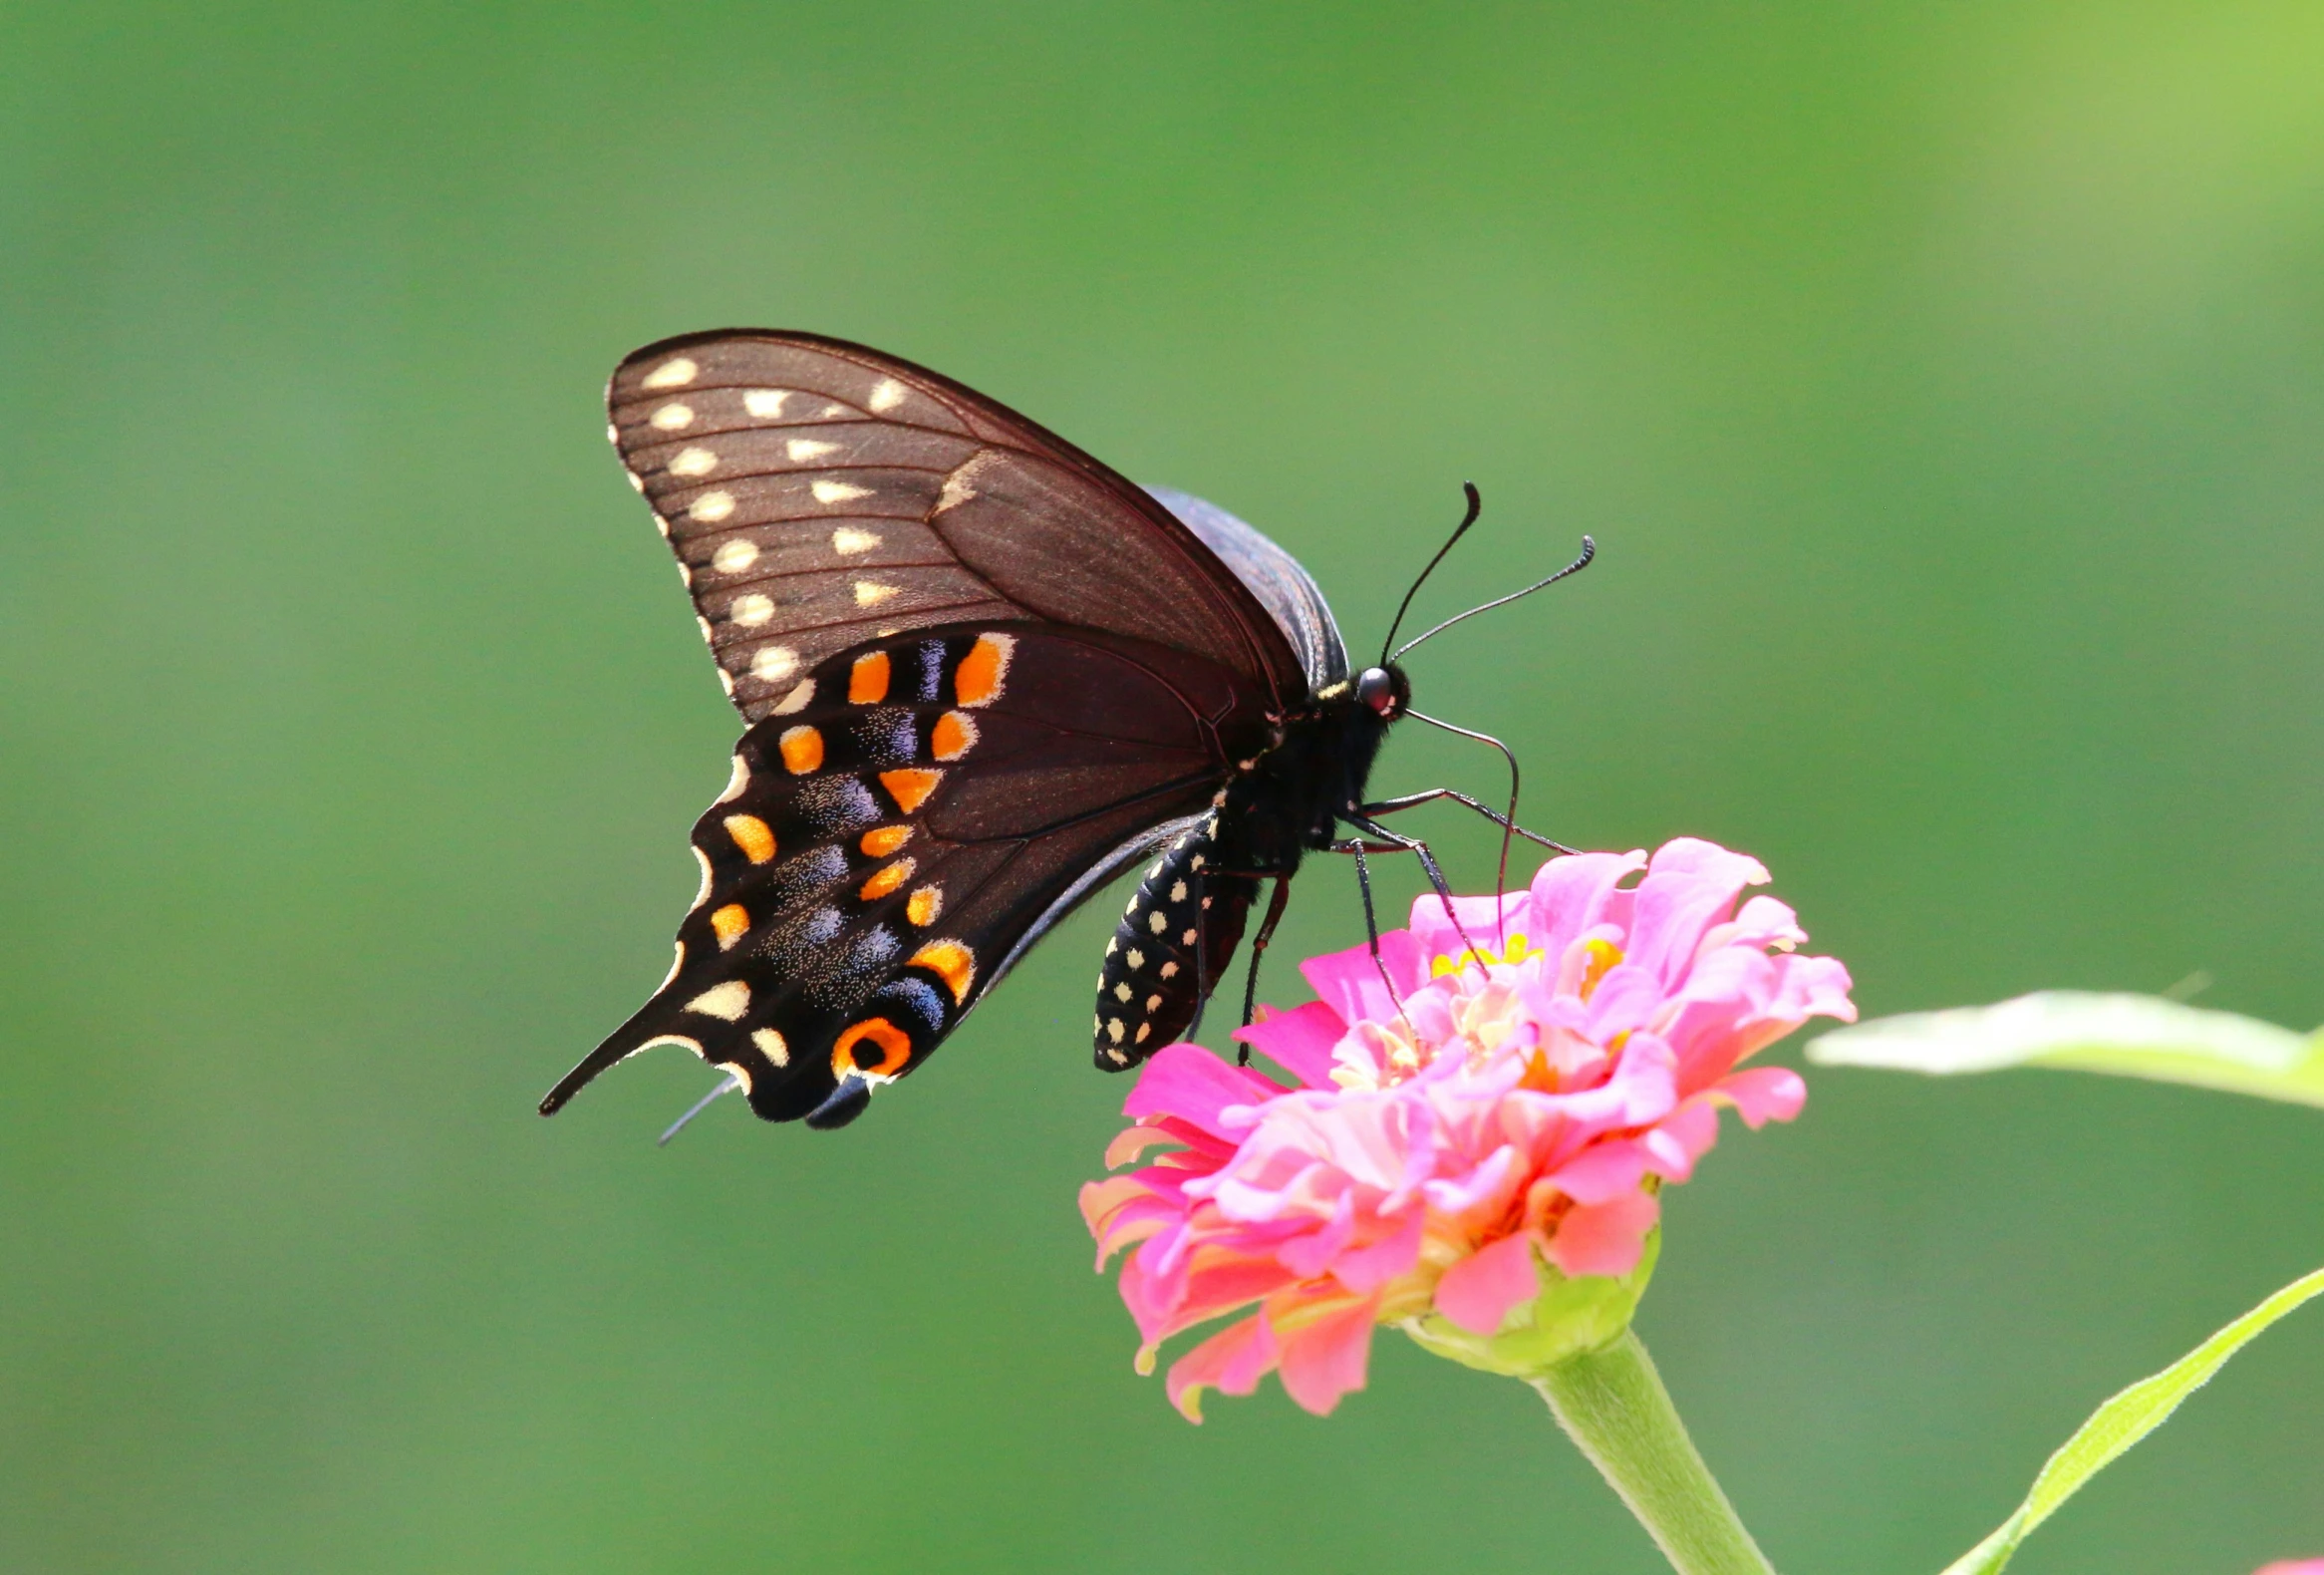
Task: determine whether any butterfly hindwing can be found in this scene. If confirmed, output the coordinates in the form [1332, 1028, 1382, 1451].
[542, 623, 1270, 1127]
[608, 331, 1311, 723]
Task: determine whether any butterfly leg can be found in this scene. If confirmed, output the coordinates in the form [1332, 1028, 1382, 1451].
[1327, 838, 1410, 1020]
[1358, 788, 1579, 855]
[658, 1072, 742, 1146]
[1340, 813, 1495, 979]
[1234, 876, 1294, 1065]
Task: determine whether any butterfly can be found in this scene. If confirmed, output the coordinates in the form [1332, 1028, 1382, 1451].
[539, 331, 1591, 1131]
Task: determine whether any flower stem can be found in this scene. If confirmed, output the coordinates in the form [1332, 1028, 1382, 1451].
[1529, 1331, 1777, 1575]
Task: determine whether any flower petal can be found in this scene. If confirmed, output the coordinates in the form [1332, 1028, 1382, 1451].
[1433, 1232, 1542, 1336]
[1165, 1312, 1280, 1422]
[1275, 1295, 1381, 1416]
[1231, 999, 1347, 1090]
[1123, 1044, 1280, 1137]
[1544, 1191, 1661, 1278]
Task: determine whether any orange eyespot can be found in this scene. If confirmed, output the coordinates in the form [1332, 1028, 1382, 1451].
[931, 710, 978, 761]
[859, 858, 916, 900]
[831, 1017, 912, 1080]
[778, 726, 824, 775]
[859, 824, 913, 857]
[954, 633, 1015, 707]
[910, 940, 976, 1005]
[722, 814, 776, 863]
[879, 768, 942, 813]
[848, 651, 891, 705]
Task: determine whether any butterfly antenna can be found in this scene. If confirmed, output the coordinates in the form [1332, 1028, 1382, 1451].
[658, 1073, 741, 1146]
[1378, 482, 1485, 666]
[1392, 535, 1595, 662]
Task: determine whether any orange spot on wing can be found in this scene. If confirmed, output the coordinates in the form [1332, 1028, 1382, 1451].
[859, 824, 913, 857]
[931, 710, 978, 762]
[778, 725, 824, 774]
[954, 633, 1015, 707]
[910, 940, 976, 1005]
[722, 814, 776, 863]
[710, 903, 750, 949]
[859, 858, 916, 900]
[831, 1017, 912, 1081]
[879, 768, 943, 813]
[848, 651, 891, 704]
[905, 886, 942, 926]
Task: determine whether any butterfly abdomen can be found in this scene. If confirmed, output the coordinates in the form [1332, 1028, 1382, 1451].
[1093, 818, 1258, 1068]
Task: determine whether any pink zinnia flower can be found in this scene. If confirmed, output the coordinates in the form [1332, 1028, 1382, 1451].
[2256, 1563, 2324, 1574]
[1080, 836, 1855, 1420]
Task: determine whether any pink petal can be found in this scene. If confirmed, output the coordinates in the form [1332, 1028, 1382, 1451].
[1328, 1207, 1424, 1294]
[1718, 1065, 1807, 1126]
[1526, 850, 1648, 960]
[1433, 1232, 1542, 1335]
[1301, 929, 1428, 1025]
[1123, 1044, 1279, 1137]
[1231, 999, 1347, 1089]
[1165, 1312, 1280, 1422]
[1276, 1295, 1381, 1416]
[1544, 1191, 1660, 1278]
[1103, 1123, 1181, 1169]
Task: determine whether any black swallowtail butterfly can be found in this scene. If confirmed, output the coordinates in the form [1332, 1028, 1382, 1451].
[540, 331, 1590, 1131]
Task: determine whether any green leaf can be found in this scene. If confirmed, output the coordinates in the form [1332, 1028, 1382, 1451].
[1808, 991, 2324, 1109]
[1938, 1265, 2324, 1575]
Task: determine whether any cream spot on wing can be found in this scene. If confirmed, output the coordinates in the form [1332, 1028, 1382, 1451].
[716, 754, 749, 803]
[853, 580, 899, 607]
[786, 438, 839, 463]
[669, 447, 718, 476]
[831, 526, 882, 554]
[661, 941, 686, 989]
[689, 489, 734, 522]
[690, 845, 714, 909]
[729, 593, 773, 628]
[717, 668, 736, 697]
[654, 512, 672, 538]
[742, 388, 792, 419]
[651, 403, 695, 431]
[695, 615, 716, 645]
[627, 471, 646, 492]
[934, 451, 998, 515]
[751, 1027, 790, 1068]
[712, 539, 759, 574]
[642, 356, 698, 390]
[676, 561, 693, 589]
[816, 403, 848, 419]
[811, 479, 872, 505]
[769, 677, 814, 713]
[685, 980, 750, 1020]
[748, 646, 798, 682]
[717, 1060, 755, 1094]
[867, 379, 906, 413]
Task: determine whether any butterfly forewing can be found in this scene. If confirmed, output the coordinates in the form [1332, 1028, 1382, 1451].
[608, 332, 1309, 722]
[542, 623, 1271, 1127]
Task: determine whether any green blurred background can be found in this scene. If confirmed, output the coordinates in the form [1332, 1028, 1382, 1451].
[4, 3, 2321, 1570]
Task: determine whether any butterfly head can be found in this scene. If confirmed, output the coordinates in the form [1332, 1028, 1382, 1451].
[1354, 663, 1410, 719]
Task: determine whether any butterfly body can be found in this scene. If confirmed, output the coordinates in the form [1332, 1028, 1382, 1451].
[543, 330, 1408, 1130]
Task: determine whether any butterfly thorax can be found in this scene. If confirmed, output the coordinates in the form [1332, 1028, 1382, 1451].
[1208, 665, 1407, 877]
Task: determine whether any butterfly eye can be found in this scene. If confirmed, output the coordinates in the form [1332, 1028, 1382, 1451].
[1355, 666, 1400, 716]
